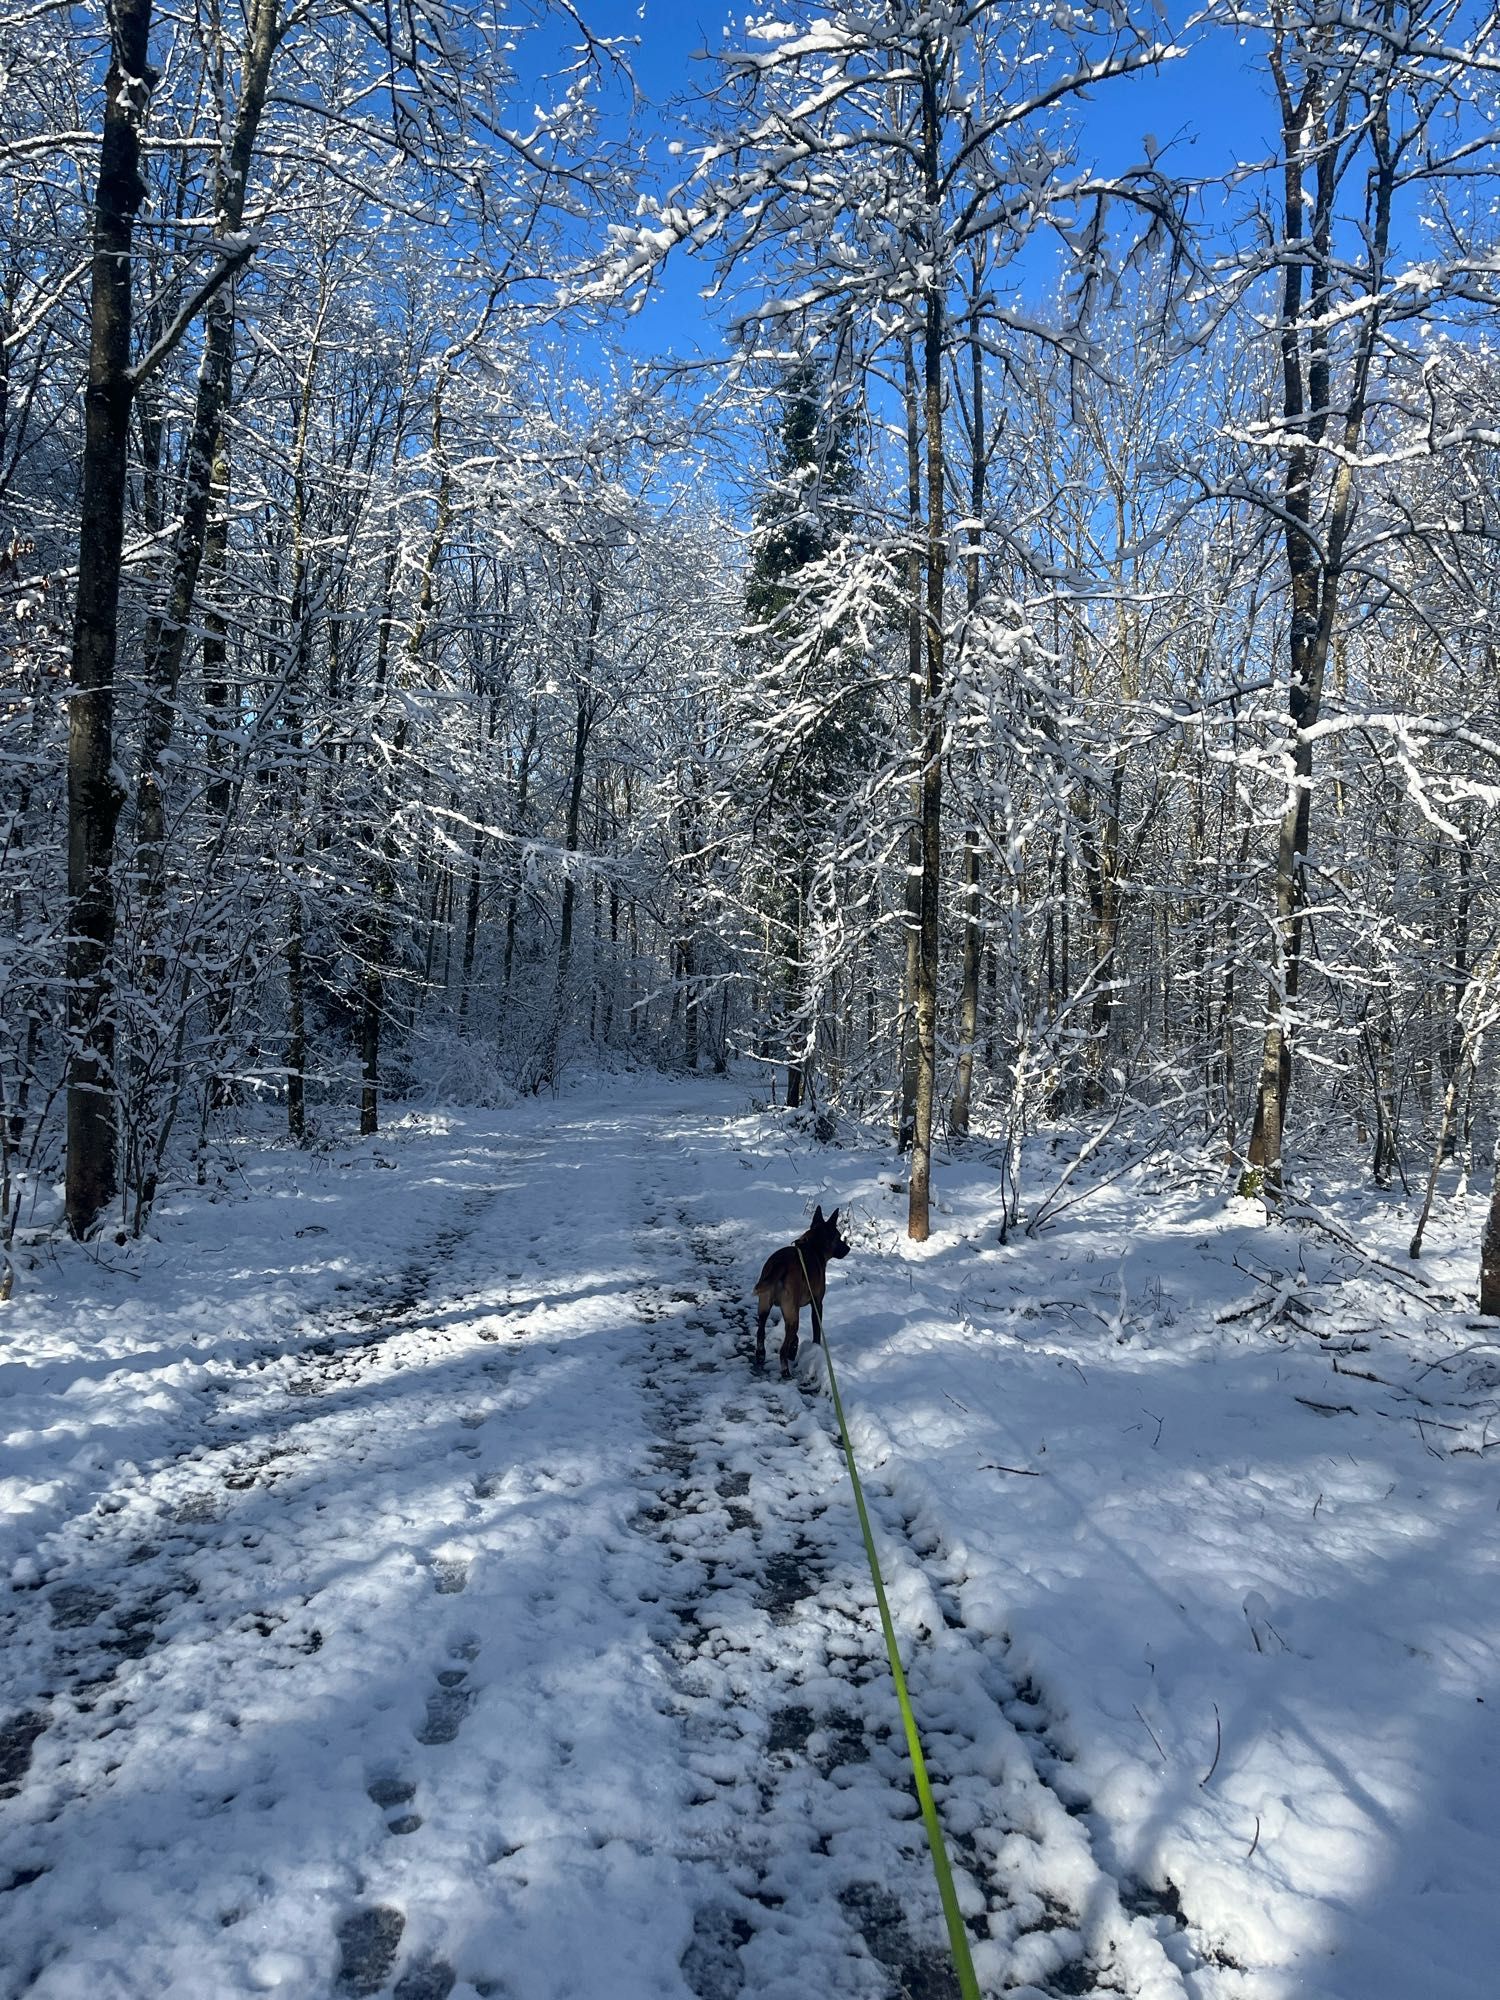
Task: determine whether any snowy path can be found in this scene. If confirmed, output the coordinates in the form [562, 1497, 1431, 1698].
[7, 1084, 1495, 2000]
[623, 1143, 1188, 2000]
[1, 1093, 1190, 2000]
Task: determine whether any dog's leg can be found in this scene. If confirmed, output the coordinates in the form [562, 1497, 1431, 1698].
[779, 1303, 800, 1378]
[811, 1288, 824, 1345]
[754, 1304, 769, 1368]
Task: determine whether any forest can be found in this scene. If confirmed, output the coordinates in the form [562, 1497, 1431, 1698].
[3, 0, 1499, 1275]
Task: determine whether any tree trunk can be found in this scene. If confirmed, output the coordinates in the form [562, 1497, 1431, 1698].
[908, 40, 946, 1244]
[556, 684, 593, 991]
[198, 437, 243, 1112]
[950, 832, 981, 1135]
[545, 588, 600, 1087]
[1369, 990, 1398, 1189]
[1247, 53, 1391, 1200]
[360, 369, 455, 1130]
[502, 696, 540, 991]
[784, 869, 805, 1108]
[133, 0, 282, 922]
[359, 927, 384, 1136]
[683, 937, 699, 1072]
[280, 322, 324, 1142]
[896, 336, 922, 1153]
[457, 823, 484, 1031]
[1481, 1133, 1500, 1317]
[949, 276, 985, 1140]
[1447, 826, 1472, 1153]
[65, 0, 155, 1238]
[1410, 1056, 1470, 1260]
[286, 883, 307, 1142]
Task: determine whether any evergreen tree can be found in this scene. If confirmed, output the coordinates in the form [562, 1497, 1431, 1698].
[740, 352, 862, 1111]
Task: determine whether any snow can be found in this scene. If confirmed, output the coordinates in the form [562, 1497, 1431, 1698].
[1, 1080, 1495, 1999]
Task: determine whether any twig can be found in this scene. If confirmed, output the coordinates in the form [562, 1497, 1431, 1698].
[1295, 1395, 1357, 1416]
[980, 1461, 1042, 1477]
[1199, 1704, 1222, 1788]
[1215, 1296, 1269, 1326]
[1416, 1339, 1500, 1381]
[1133, 1705, 1168, 1763]
[1283, 1200, 1452, 1304]
[1247, 1815, 1261, 1859]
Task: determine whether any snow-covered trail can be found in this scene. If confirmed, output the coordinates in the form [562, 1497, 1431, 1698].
[1, 1089, 1191, 2000]
[623, 1131, 1189, 2000]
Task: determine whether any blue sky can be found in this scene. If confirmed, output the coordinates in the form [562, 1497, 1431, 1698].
[553, 3, 1280, 361]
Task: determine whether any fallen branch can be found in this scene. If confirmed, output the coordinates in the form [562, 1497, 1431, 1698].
[1331, 1360, 1387, 1383]
[1415, 1338, 1500, 1381]
[1414, 1416, 1445, 1459]
[1133, 1705, 1168, 1762]
[1283, 1200, 1455, 1305]
[1200, 1704, 1222, 1788]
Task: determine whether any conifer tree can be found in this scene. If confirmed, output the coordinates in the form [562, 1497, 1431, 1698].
[740, 353, 858, 1110]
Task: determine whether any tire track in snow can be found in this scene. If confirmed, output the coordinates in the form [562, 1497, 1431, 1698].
[627, 1155, 1191, 2000]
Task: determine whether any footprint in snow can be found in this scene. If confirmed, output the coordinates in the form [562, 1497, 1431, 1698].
[415, 1666, 473, 1746]
[0, 1709, 48, 1798]
[367, 1771, 421, 1832]
[681, 1902, 753, 1999]
[335, 1906, 404, 1996]
[393, 1961, 456, 2000]
[838, 1883, 959, 2000]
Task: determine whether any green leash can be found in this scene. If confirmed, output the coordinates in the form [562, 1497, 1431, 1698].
[795, 1248, 983, 2000]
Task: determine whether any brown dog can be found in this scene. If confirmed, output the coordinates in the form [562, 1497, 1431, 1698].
[753, 1205, 850, 1376]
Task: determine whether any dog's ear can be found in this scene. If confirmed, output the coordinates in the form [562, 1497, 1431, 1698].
[811, 1204, 824, 1225]
[828, 1208, 840, 1227]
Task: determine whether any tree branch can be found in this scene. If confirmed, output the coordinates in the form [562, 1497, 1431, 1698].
[125, 236, 258, 396]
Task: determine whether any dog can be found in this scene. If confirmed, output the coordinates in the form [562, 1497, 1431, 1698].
[753, 1205, 850, 1377]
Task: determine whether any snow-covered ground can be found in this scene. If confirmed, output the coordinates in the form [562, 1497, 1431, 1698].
[1, 1079, 1495, 2000]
